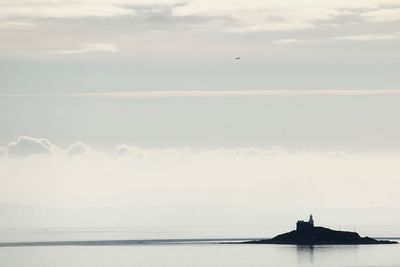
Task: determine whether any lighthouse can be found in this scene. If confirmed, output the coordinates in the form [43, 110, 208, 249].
[309, 214, 314, 227]
[296, 214, 315, 231]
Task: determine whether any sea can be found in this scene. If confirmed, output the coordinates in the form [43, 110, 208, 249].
[0, 228, 399, 267]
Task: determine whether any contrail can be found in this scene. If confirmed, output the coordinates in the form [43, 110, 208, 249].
[2, 89, 400, 98]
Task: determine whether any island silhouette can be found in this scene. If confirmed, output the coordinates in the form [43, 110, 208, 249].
[245, 215, 397, 245]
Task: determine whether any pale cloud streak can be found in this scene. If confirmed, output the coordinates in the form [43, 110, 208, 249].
[3, 89, 400, 98]
[72, 89, 400, 98]
[0, 0, 181, 19]
[330, 33, 400, 41]
[271, 32, 400, 44]
[49, 43, 118, 54]
[360, 8, 400, 22]
[0, 1, 133, 19]
[0, 20, 35, 28]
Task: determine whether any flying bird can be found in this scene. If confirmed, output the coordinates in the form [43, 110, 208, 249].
[235, 57, 240, 60]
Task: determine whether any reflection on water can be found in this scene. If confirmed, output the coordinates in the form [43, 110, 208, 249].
[296, 245, 363, 266]
[296, 245, 314, 264]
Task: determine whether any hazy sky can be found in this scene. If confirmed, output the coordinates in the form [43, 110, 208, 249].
[1, 0, 400, 213]
[0, 0, 400, 149]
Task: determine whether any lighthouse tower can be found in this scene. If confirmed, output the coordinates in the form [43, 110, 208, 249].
[309, 214, 314, 227]
[296, 214, 315, 231]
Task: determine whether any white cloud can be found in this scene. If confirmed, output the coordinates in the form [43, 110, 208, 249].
[113, 144, 135, 156]
[0, 20, 35, 28]
[331, 33, 400, 41]
[114, 144, 130, 155]
[361, 8, 400, 22]
[0, 2, 134, 19]
[6, 136, 60, 157]
[3, 136, 94, 157]
[0, 0, 180, 19]
[113, 144, 193, 158]
[49, 43, 118, 55]
[271, 32, 400, 45]
[67, 143, 92, 156]
[271, 39, 301, 45]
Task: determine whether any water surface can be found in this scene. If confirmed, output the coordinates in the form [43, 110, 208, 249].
[1, 242, 399, 267]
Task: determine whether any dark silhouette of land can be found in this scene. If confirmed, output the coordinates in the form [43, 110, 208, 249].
[245, 215, 397, 245]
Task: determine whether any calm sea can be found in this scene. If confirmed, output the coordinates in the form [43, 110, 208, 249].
[1, 243, 400, 267]
[0, 229, 399, 267]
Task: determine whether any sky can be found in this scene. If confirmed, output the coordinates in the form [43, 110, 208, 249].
[0, 0, 400, 231]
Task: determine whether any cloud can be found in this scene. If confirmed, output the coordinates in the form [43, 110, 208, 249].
[361, 8, 400, 22]
[271, 32, 400, 45]
[49, 43, 118, 55]
[0, 20, 35, 28]
[3, 136, 94, 157]
[75, 89, 400, 98]
[1, 137, 400, 209]
[0, 0, 180, 19]
[330, 33, 400, 41]
[113, 144, 134, 156]
[171, 0, 400, 32]
[0, 2, 133, 19]
[3, 90, 400, 99]
[67, 142, 92, 156]
[0, 0, 398, 32]
[6, 136, 60, 157]
[172, 0, 336, 32]
[271, 39, 301, 45]
[325, 151, 351, 159]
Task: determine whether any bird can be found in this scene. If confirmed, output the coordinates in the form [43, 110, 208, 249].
[235, 57, 240, 60]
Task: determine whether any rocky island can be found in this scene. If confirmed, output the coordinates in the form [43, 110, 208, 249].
[245, 215, 397, 245]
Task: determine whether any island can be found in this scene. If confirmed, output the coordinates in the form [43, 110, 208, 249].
[245, 215, 397, 245]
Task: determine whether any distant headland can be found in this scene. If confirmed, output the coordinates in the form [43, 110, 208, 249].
[245, 215, 397, 245]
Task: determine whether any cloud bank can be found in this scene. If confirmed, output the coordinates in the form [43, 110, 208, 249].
[0, 0, 399, 32]
[0, 136, 399, 209]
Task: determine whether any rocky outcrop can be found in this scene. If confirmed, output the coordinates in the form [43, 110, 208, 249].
[245, 226, 396, 245]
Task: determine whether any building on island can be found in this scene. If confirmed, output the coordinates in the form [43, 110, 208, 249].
[296, 214, 314, 231]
